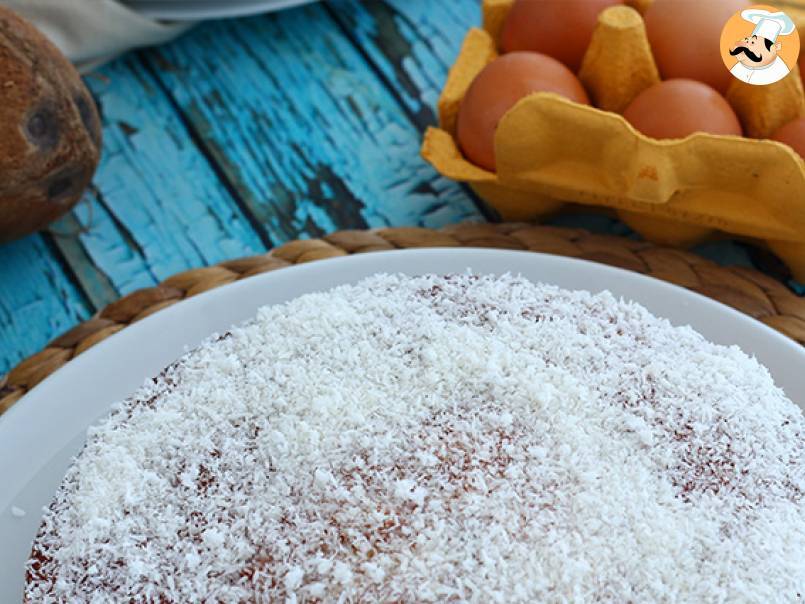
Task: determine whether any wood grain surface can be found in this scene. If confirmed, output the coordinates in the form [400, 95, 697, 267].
[0, 1, 482, 374]
[0, 236, 91, 372]
[331, 0, 479, 129]
[54, 58, 265, 303]
[145, 3, 480, 239]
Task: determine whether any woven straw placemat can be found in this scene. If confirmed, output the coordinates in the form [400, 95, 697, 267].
[2, 223, 804, 415]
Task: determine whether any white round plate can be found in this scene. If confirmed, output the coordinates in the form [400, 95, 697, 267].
[123, 0, 316, 21]
[2, 249, 804, 600]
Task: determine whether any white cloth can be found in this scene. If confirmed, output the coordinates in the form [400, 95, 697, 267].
[1, 0, 192, 72]
[730, 56, 791, 85]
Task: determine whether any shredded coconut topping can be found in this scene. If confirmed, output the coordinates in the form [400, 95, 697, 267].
[25, 274, 805, 602]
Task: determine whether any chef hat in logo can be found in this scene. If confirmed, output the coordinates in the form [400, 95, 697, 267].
[742, 9, 796, 43]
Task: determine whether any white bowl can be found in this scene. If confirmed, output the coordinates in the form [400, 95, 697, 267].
[2, 248, 803, 601]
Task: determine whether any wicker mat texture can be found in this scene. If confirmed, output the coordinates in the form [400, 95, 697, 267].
[2, 223, 804, 415]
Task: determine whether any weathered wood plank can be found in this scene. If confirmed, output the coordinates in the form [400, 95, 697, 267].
[52, 57, 266, 299]
[0, 235, 90, 374]
[1, 3, 482, 375]
[142, 3, 482, 242]
[330, 0, 479, 128]
[1, 53, 269, 372]
[47, 208, 119, 311]
[329, 0, 494, 222]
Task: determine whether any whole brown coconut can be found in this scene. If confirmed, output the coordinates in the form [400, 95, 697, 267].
[0, 7, 101, 242]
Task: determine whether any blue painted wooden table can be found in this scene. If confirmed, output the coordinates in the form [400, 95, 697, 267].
[0, 0, 798, 376]
[0, 1, 490, 374]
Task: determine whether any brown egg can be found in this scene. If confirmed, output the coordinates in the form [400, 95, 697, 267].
[0, 7, 101, 242]
[771, 117, 805, 160]
[623, 79, 742, 139]
[645, 0, 748, 94]
[457, 52, 590, 171]
[500, 0, 624, 71]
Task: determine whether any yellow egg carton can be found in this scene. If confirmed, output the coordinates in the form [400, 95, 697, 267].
[421, 0, 805, 280]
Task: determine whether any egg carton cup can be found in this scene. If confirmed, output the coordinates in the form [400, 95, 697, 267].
[421, 0, 805, 280]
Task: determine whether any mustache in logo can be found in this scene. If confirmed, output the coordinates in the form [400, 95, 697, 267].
[730, 46, 763, 62]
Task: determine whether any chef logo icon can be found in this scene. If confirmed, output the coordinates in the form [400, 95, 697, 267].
[720, 4, 800, 86]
